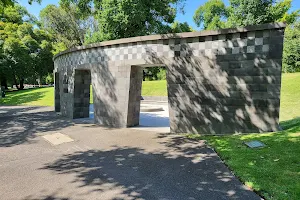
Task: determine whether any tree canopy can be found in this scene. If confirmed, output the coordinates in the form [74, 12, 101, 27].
[0, 5, 53, 89]
[40, 3, 92, 48]
[60, 0, 186, 43]
[193, 0, 227, 30]
[283, 20, 300, 72]
[194, 0, 300, 30]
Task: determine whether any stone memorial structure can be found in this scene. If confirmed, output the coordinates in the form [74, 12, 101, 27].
[54, 23, 285, 134]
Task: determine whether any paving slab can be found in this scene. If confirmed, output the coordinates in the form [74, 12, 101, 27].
[0, 106, 261, 200]
[42, 132, 74, 145]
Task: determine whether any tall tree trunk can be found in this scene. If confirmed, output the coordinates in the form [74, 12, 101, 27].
[1, 77, 8, 90]
[13, 75, 19, 90]
[19, 78, 24, 90]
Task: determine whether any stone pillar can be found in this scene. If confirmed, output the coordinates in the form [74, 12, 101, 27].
[127, 65, 143, 127]
[92, 62, 131, 127]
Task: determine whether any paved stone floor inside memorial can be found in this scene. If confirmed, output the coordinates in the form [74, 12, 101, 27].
[85, 101, 171, 133]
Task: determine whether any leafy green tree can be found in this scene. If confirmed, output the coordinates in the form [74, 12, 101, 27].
[170, 21, 194, 33]
[40, 3, 91, 48]
[0, 5, 53, 89]
[62, 0, 185, 43]
[194, 0, 299, 30]
[283, 21, 300, 72]
[2, 30, 32, 89]
[0, 0, 42, 13]
[226, 0, 299, 27]
[193, 0, 227, 30]
[0, 4, 37, 24]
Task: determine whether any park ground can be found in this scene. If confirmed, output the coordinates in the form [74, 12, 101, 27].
[1, 72, 300, 199]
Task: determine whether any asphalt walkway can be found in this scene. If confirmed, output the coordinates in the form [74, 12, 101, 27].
[0, 106, 261, 200]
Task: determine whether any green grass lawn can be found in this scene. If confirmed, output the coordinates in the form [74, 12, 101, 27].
[280, 72, 300, 121]
[142, 80, 167, 96]
[0, 87, 54, 106]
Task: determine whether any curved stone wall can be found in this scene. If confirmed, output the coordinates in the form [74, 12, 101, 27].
[54, 23, 286, 134]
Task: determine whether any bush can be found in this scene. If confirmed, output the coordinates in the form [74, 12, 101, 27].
[143, 67, 166, 81]
[283, 22, 300, 73]
[157, 68, 166, 80]
[45, 73, 54, 84]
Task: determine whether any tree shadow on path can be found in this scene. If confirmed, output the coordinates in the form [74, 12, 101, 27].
[41, 135, 261, 200]
[0, 106, 73, 147]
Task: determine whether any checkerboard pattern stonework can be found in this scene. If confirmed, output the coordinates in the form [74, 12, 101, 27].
[54, 23, 285, 135]
[55, 29, 278, 66]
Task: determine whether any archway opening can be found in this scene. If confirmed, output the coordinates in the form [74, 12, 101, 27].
[54, 72, 60, 112]
[73, 69, 92, 119]
[127, 65, 170, 132]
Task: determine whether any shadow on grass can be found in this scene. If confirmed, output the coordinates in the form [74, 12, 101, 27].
[280, 117, 300, 133]
[0, 106, 73, 147]
[0, 88, 49, 105]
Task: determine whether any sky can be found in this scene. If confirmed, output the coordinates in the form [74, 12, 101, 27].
[19, 0, 300, 31]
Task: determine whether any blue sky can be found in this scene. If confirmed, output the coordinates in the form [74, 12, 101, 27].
[20, 0, 300, 31]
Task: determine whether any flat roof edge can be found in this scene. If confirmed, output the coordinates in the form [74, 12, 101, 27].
[53, 22, 286, 60]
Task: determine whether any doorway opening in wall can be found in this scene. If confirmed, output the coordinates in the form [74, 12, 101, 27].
[54, 72, 60, 112]
[73, 69, 93, 123]
[128, 65, 170, 133]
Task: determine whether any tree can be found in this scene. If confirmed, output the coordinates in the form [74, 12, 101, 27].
[170, 21, 194, 33]
[0, 4, 37, 24]
[40, 3, 92, 49]
[193, 0, 299, 30]
[226, 0, 299, 28]
[283, 21, 300, 72]
[0, 5, 54, 89]
[193, 0, 227, 30]
[61, 0, 185, 43]
[0, 0, 42, 13]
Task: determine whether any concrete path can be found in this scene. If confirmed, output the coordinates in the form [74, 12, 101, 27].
[0, 106, 261, 200]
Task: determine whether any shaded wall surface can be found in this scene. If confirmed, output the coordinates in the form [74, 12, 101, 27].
[54, 23, 285, 134]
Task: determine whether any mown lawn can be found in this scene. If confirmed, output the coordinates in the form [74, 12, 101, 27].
[142, 80, 167, 96]
[0, 87, 54, 106]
